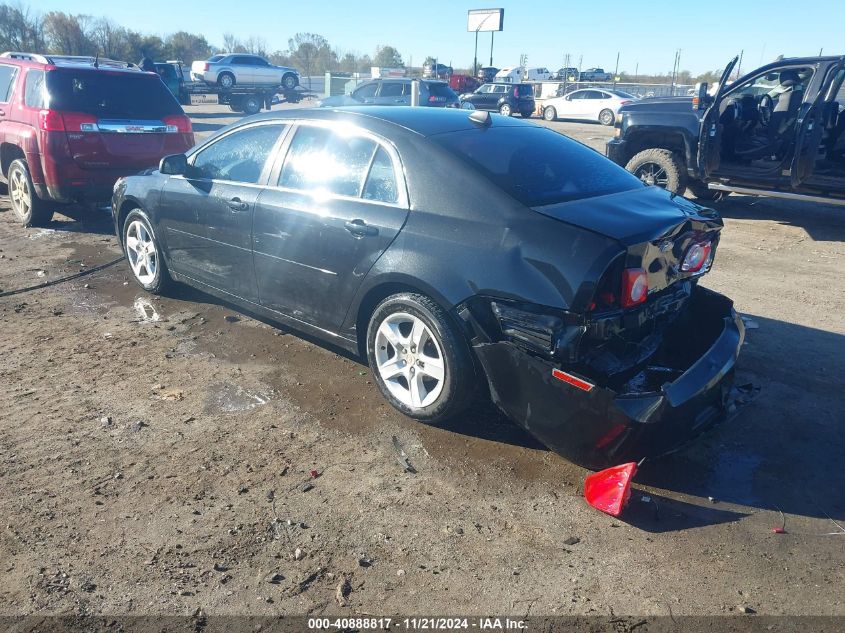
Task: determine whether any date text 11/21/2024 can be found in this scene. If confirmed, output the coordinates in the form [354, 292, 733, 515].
[307, 617, 528, 630]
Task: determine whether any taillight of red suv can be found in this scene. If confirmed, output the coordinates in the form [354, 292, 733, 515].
[162, 114, 193, 134]
[39, 110, 98, 132]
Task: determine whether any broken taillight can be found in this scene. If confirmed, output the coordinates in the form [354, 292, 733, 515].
[584, 462, 638, 517]
[681, 241, 713, 273]
[620, 268, 648, 308]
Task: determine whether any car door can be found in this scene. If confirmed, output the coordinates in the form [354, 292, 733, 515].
[374, 81, 408, 105]
[697, 56, 740, 179]
[250, 57, 276, 84]
[469, 84, 493, 108]
[252, 123, 410, 330]
[230, 56, 255, 84]
[0, 63, 19, 147]
[351, 81, 379, 104]
[560, 90, 587, 117]
[157, 121, 289, 302]
[792, 61, 845, 190]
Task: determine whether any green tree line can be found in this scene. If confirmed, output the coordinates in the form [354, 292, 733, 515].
[0, 3, 405, 74]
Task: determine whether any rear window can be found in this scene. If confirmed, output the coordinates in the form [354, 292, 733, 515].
[432, 127, 642, 206]
[428, 83, 456, 98]
[46, 69, 182, 119]
[208, 55, 225, 63]
[515, 84, 533, 96]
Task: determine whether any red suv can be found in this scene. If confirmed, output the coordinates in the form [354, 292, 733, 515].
[0, 52, 194, 226]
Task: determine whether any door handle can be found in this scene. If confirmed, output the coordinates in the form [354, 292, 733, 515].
[0, 109, 5, 116]
[226, 197, 248, 211]
[344, 219, 378, 237]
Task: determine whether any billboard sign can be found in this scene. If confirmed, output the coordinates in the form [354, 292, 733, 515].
[467, 8, 504, 32]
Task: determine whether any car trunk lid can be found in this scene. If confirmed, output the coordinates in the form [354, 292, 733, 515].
[533, 185, 723, 297]
[45, 68, 193, 171]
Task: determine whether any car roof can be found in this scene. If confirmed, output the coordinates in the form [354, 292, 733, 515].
[243, 106, 531, 138]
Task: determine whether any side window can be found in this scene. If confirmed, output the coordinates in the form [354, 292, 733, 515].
[379, 82, 404, 98]
[598, 91, 611, 99]
[279, 126, 377, 197]
[232, 56, 251, 65]
[0, 64, 18, 102]
[353, 83, 378, 99]
[192, 124, 285, 183]
[569, 91, 585, 100]
[494, 85, 508, 94]
[24, 70, 46, 108]
[363, 147, 398, 203]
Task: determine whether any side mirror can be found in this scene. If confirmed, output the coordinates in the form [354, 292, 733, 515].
[159, 153, 188, 175]
[693, 82, 708, 110]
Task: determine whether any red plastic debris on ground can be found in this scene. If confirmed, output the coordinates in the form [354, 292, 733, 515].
[772, 527, 787, 534]
[584, 462, 638, 517]
[310, 469, 320, 479]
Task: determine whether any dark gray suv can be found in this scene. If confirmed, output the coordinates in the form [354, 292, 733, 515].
[317, 78, 460, 108]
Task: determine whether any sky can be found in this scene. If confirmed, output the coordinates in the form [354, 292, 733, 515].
[22, 0, 844, 75]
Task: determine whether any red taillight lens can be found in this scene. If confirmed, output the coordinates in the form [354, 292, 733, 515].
[681, 241, 713, 273]
[620, 268, 648, 308]
[39, 110, 98, 132]
[202, 62, 209, 71]
[620, 100, 632, 105]
[162, 114, 193, 134]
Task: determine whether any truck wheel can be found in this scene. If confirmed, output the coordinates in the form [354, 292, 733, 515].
[625, 149, 687, 195]
[241, 96, 262, 115]
[281, 73, 298, 90]
[218, 72, 235, 89]
[8, 159, 54, 227]
[228, 103, 244, 113]
[599, 109, 615, 126]
[686, 179, 721, 201]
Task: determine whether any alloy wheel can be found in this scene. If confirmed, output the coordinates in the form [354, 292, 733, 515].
[9, 168, 31, 218]
[634, 162, 669, 187]
[374, 312, 445, 409]
[125, 220, 158, 286]
[500, 104, 511, 116]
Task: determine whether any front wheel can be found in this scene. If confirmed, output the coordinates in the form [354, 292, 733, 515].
[543, 106, 557, 121]
[281, 73, 298, 90]
[367, 293, 477, 423]
[625, 148, 687, 195]
[599, 109, 615, 126]
[499, 103, 512, 116]
[686, 179, 721, 201]
[122, 209, 172, 294]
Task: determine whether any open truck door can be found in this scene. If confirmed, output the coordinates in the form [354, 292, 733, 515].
[791, 58, 845, 188]
[696, 56, 739, 180]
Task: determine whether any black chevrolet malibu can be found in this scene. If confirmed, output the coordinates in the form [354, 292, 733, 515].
[112, 107, 744, 469]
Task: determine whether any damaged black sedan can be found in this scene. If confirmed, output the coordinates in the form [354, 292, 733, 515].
[112, 106, 744, 468]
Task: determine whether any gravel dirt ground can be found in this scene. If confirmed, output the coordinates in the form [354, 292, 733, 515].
[0, 101, 843, 620]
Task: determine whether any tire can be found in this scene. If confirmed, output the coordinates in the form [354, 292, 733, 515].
[367, 293, 477, 424]
[625, 148, 687, 195]
[599, 109, 615, 126]
[520, 110, 532, 118]
[217, 72, 235, 89]
[228, 103, 244, 113]
[685, 179, 721, 201]
[543, 106, 557, 121]
[122, 209, 172, 294]
[241, 96, 262, 115]
[7, 159, 53, 227]
[499, 103, 512, 116]
[281, 73, 298, 90]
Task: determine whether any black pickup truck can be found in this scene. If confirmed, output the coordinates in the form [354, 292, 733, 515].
[606, 55, 845, 206]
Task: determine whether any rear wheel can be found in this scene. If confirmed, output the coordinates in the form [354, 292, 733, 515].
[499, 103, 512, 116]
[367, 293, 477, 423]
[625, 148, 687, 195]
[8, 159, 53, 227]
[599, 108, 615, 126]
[228, 103, 244, 112]
[543, 106, 557, 121]
[218, 72, 235, 89]
[122, 209, 172, 294]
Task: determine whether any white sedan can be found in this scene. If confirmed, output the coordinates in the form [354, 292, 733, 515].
[542, 88, 638, 126]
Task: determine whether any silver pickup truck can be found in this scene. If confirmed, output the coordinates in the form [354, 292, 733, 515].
[191, 54, 300, 90]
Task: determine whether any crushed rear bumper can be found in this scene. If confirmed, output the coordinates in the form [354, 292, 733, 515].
[472, 286, 746, 469]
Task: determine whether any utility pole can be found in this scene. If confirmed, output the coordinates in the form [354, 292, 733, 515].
[490, 32, 494, 66]
[473, 30, 478, 76]
[613, 51, 620, 86]
[634, 62, 638, 83]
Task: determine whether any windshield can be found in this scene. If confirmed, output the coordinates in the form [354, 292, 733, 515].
[46, 69, 182, 119]
[432, 126, 642, 206]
